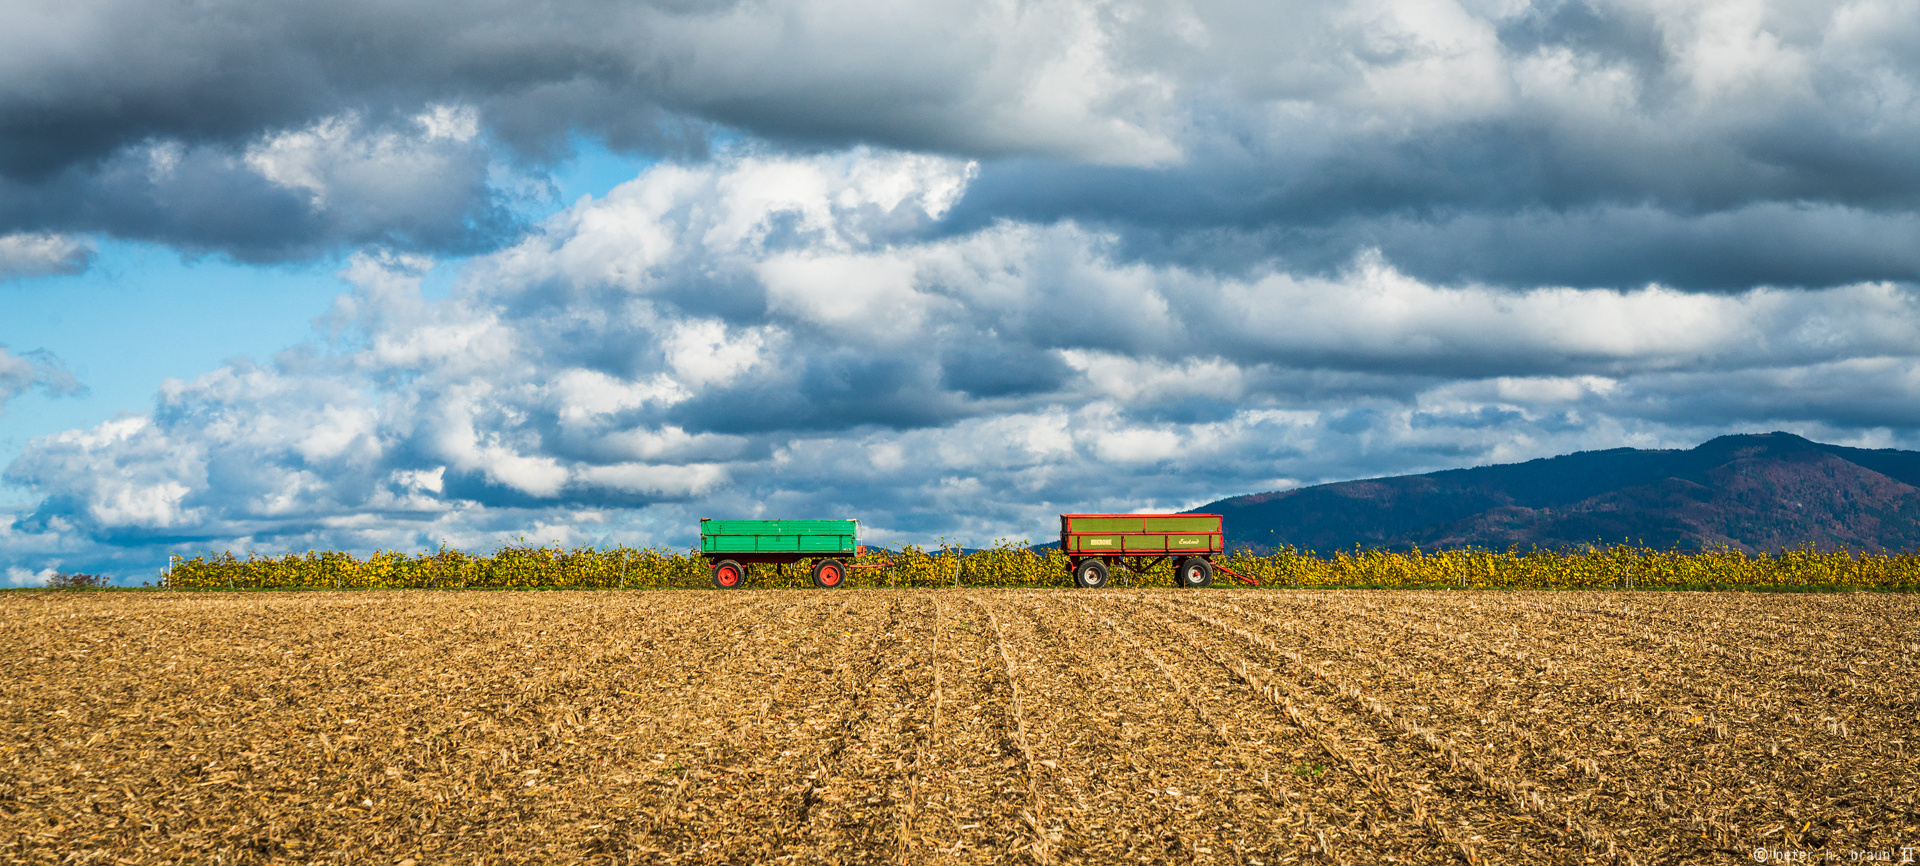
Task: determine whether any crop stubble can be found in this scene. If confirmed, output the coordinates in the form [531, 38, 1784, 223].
[2, 590, 1913, 864]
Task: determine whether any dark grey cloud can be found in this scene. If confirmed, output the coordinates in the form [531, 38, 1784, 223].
[0, 0, 1130, 258]
[1497, 0, 1671, 73]
[0, 0, 1153, 175]
[2, 0, 1916, 285]
[944, 142, 1920, 291]
[0, 109, 515, 261]
[1090, 202, 1920, 291]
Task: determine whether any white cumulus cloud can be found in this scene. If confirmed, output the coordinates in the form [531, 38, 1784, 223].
[9, 145, 1920, 578]
[0, 233, 93, 279]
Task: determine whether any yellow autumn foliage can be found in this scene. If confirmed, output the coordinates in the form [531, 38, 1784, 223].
[163, 541, 1920, 590]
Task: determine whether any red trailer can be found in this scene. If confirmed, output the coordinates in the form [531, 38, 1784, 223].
[1059, 513, 1225, 588]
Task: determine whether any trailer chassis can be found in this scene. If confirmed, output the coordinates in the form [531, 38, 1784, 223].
[704, 552, 852, 589]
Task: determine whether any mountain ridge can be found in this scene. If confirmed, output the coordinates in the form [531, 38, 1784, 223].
[1193, 432, 1920, 553]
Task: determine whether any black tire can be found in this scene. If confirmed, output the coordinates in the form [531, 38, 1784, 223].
[812, 558, 847, 589]
[1176, 557, 1214, 588]
[711, 559, 747, 589]
[1073, 558, 1109, 589]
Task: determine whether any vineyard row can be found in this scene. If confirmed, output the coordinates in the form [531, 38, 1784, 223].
[162, 542, 1920, 590]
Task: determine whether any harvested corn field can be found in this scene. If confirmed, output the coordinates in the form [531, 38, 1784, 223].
[3, 590, 1915, 864]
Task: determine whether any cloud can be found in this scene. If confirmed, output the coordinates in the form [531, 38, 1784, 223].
[0, 0, 1914, 284]
[0, 0, 1179, 174]
[6, 566, 55, 588]
[0, 108, 512, 262]
[0, 346, 86, 417]
[9, 147, 1920, 579]
[1079, 201, 1920, 292]
[0, 233, 93, 279]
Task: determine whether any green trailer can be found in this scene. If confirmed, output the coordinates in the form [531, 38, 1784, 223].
[1059, 513, 1228, 588]
[700, 518, 860, 589]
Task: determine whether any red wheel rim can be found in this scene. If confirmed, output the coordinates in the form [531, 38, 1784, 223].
[820, 564, 842, 586]
[717, 565, 740, 587]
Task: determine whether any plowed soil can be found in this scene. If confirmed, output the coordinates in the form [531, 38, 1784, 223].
[3, 590, 1914, 864]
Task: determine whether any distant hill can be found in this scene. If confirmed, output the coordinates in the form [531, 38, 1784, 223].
[1194, 432, 1920, 553]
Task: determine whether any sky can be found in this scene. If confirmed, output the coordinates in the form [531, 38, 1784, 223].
[3, 0, 1920, 584]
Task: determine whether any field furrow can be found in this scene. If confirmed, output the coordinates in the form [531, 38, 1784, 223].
[1124, 594, 1594, 864]
[899, 593, 1037, 863]
[1211, 591, 1914, 856]
[1044, 592, 1371, 863]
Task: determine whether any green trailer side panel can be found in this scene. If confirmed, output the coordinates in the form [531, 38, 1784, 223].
[704, 536, 757, 553]
[1142, 516, 1221, 533]
[1075, 535, 1122, 552]
[1123, 534, 1166, 552]
[1167, 535, 1218, 551]
[703, 535, 857, 554]
[1067, 516, 1145, 533]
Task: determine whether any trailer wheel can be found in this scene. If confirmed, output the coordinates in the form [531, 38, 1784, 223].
[711, 560, 746, 589]
[1175, 557, 1214, 588]
[1073, 558, 1110, 589]
[812, 558, 847, 589]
